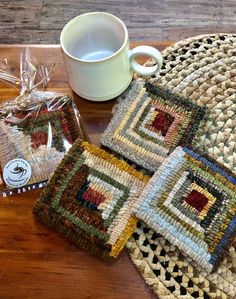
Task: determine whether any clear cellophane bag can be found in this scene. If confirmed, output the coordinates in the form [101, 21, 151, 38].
[0, 48, 84, 196]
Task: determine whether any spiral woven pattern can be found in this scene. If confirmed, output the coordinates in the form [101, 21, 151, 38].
[127, 221, 236, 299]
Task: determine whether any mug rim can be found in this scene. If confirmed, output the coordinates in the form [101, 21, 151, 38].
[60, 12, 129, 63]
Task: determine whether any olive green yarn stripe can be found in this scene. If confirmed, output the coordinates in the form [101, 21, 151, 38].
[148, 156, 187, 209]
[148, 158, 203, 239]
[120, 93, 169, 152]
[52, 154, 110, 241]
[132, 104, 170, 152]
[89, 168, 130, 227]
[118, 92, 166, 148]
[121, 92, 150, 135]
[185, 158, 236, 197]
[205, 197, 236, 248]
[119, 103, 169, 157]
[145, 82, 206, 113]
[52, 154, 86, 209]
[132, 94, 191, 149]
[159, 194, 203, 240]
[185, 156, 236, 247]
[21, 109, 64, 125]
[36, 139, 84, 201]
[35, 207, 110, 258]
[89, 168, 129, 194]
[22, 116, 66, 151]
[23, 117, 61, 134]
[152, 95, 193, 115]
[169, 177, 199, 222]
[133, 102, 167, 146]
[56, 206, 109, 242]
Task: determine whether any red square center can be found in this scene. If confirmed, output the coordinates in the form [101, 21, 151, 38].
[184, 190, 208, 212]
[151, 108, 174, 136]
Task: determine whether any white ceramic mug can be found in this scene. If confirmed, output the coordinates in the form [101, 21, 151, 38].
[60, 12, 163, 102]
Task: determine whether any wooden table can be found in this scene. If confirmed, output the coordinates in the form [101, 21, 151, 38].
[0, 42, 172, 299]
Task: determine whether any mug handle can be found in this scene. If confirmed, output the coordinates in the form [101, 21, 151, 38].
[129, 45, 163, 76]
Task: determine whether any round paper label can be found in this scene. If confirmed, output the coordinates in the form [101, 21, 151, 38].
[3, 159, 32, 188]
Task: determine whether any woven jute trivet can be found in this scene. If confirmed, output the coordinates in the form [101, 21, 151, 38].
[126, 33, 236, 298]
[127, 221, 236, 299]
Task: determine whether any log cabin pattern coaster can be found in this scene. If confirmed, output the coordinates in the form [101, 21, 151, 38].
[33, 139, 149, 258]
[126, 221, 236, 299]
[0, 96, 83, 192]
[139, 33, 236, 174]
[133, 146, 236, 273]
[101, 80, 207, 172]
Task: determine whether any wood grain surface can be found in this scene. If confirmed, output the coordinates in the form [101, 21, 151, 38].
[0, 0, 236, 44]
[0, 42, 170, 299]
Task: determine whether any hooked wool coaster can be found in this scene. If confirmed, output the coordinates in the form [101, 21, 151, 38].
[101, 81, 207, 172]
[138, 33, 236, 174]
[133, 146, 236, 272]
[0, 96, 83, 192]
[33, 139, 149, 258]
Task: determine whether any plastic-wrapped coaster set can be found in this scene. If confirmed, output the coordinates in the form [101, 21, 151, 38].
[0, 49, 83, 196]
[101, 80, 207, 172]
[133, 146, 236, 273]
[125, 33, 236, 298]
[33, 139, 149, 258]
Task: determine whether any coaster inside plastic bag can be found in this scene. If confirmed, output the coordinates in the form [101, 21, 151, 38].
[0, 94, 83, 195]
[0, 49, 84, 196]
[133, 146, 236, 273]
[33, 139, 149, 258]
[101, 80, 207, 172]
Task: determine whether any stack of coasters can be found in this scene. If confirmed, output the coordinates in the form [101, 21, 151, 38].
[101, 80, 207, 172]
[33, 139, 149, 258]
[0, 95, 83, 191]
[133, 146, 236, 272]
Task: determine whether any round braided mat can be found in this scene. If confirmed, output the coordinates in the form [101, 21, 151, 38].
[127, 221, 236, 299]
[128, 34, 236, 299]
[137, 33, 236, 173]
